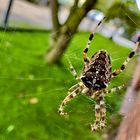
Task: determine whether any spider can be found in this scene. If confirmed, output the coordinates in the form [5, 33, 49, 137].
[58, 17, 140, 132]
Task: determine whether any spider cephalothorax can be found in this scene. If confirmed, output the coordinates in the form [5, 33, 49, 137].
[81, 50, 112, 90]
[58, 17, 140, 132]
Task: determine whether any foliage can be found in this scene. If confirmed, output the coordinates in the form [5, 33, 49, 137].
[106, 1, 140, 37]
[0, 31, 136, 139]
[95, 0, 114, 12]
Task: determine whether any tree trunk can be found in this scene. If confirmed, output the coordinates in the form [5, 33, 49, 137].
[116, 92, 140, 140]
[45, 0, 97, 64]
[115, 57, 140, 139]
[45, 26, 71, 63]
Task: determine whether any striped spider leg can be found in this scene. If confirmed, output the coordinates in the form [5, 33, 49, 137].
[58, 61, 89, 116]
[91, 91, 105, 131]
[91, 85, 125, 131]
[58, 87, 81, 116]
[83, 17, 106, 64]
[112, 36, 140, 78]
[58, 82, 89, 116]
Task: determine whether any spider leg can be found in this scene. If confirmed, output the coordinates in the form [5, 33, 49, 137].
[68, 82, 86, 94]
[68, 83, 80, 93]
[112, 37, 140, 78]
[91, 94, 101, 131]
[58, 87, 81, 116]
[93, 85, 125, 97]
[90, 85, 125, 131]
[69, 60, 80, 81]
[99, 94, 106, 129]
[83, 17, 106, 63]
[99, 86, 125, 129]
[91, 92, 106, 131]
[103, 85, 125, 95]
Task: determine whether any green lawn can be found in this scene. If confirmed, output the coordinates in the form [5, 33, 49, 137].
[0, 31, 136, 140]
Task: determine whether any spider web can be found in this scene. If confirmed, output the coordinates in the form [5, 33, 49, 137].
[0, 0, 140, 138]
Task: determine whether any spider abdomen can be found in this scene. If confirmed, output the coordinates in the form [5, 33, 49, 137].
[81, 50, 112, 90]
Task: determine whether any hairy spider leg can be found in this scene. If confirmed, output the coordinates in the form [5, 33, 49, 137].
[90, 85, 125, 131]
[99, 94, 106, 129]
[68, 83, 80, 93]
[83, 17, 106, 63]
[91, 93, 103, 131]
[112, 37, 140, 78]
[104, 85, 125, 95]
[99, 85, 125, 128]
[58, 87, 80, 116]
[59, 83, 89, 116]
[69, 60, 80, 80]
[93, 85, 125, 97]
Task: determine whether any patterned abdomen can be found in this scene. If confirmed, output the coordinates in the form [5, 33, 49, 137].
[81, 50, 112, 90]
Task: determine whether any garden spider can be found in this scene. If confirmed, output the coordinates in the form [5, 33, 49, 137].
[58, 17, 140, 132]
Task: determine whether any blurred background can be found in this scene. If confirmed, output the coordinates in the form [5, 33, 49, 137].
[0, 0, 140, 139]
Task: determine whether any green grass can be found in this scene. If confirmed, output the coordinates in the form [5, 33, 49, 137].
[0, 31, 136, 140]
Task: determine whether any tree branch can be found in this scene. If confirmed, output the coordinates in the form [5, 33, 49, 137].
[65, 0, 79, 23]
[46, 0, 98, 63]
[64, 0, 97, 34]
[51, 0, 60, 32]
[49, 0, 60, 49]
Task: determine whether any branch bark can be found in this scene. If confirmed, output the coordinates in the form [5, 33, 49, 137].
[65, 0, 79, 24]
[51, 0, 60, 31]
[46, 0, 97, 64]
[50, 0, 60, 49]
